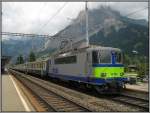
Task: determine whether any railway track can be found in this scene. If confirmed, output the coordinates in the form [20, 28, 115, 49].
[11, 71, 91, 112]
[121, 88, 149, 101]
[111, 94, 149, 111]
[9, 69, 149, 112]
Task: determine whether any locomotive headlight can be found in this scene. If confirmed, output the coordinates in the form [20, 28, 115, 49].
[101, 73, 107, 77]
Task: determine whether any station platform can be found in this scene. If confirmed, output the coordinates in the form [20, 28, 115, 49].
[126, 83, 149, 92]
[2, 73, 35, 112]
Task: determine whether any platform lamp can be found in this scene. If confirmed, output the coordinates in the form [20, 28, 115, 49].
[132, 50, 138, 74]
[132, 50, 138, 65]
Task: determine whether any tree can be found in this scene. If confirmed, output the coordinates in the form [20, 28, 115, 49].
[16, 54, 24, 64]
[29, 51, 36, 62]
[124, 54, 132, 65]
[137, 57, 149, 79]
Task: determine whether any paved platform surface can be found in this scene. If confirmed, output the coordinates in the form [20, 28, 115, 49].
[2, 73, 35, 112]
[126, 82, 149, 92]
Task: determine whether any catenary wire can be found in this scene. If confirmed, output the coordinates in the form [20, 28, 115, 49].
[36, 2, 68, 34]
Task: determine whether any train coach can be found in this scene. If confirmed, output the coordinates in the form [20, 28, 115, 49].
[13, 60, 47, 77]
[12, 46, 128, 93]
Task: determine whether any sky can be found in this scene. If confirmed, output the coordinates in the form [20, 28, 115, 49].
[2, 2, 148, 39]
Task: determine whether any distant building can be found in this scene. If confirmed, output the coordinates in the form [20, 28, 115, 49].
[128, 65, 138, 72]
[125, 64, 138, 84]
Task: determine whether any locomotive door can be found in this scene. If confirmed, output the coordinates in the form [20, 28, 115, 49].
[86, 52, 92, 76]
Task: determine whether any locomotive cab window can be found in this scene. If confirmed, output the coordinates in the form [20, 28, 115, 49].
[100, 50, 111, 63]
[92, 50, 111, 64]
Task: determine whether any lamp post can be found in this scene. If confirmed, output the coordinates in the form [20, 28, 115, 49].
[144, 56, 147, 79]
[66, 17, 75, 50]
[132, 50, 138, 65]
[132, 50, 139, 82]
[85, 1, 89, 47]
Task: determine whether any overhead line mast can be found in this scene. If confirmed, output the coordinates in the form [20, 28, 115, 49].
[85, 1, 89, 47]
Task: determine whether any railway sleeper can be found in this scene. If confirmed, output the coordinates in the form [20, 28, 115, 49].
[54, 104, 79, 109]
[44, 97, 62, 100]
[46, 100, 68, 104]
[56, 107, 84, 112]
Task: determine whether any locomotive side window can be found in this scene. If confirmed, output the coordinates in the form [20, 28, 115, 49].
[49, 60, 51, 65]
[40, 63, 41, 69]
[92, 51, 99, 64]
[114, 52, 122, 63]
[55, 56, 77, 64]
[40, 62, 43, 69]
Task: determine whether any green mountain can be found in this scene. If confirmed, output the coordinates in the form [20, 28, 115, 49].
[50, 6, 148, 61]
[2, 6, 148, 65]
[2, 38, 46, 63]
[90, 21, 149, 57]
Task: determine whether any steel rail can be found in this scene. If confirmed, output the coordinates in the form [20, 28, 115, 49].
[10, 70, 92, 112]
[111, 95, 149, 111]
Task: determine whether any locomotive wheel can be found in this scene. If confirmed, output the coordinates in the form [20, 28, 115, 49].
[94, 85, 107, 94]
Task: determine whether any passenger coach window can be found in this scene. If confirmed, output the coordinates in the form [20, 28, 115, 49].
[55, 56, 76, 64]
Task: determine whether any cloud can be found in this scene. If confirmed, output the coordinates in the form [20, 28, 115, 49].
[2, 2, 148, 39]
